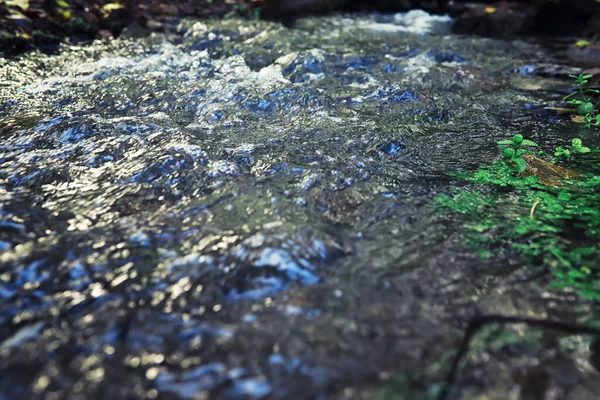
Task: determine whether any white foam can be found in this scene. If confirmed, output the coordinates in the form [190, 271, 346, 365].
[358, 9, 453, 35]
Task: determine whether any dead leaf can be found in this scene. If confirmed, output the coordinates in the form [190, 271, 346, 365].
[6, 0, 29, 11]
[101, 3, 124, 12]
[522, 155, 582, 187]
[57, 9, 71, 20]
[156, 4, 178, 16]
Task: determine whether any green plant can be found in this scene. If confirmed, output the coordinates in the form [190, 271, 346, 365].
[497, 134, 538, 172]
[436, 141, 600, 302]
[564, 73, 600, 128]
[555, 138, 591, 161]
[224, 3, 261, 20]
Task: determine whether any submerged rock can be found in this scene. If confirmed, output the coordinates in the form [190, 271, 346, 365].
[452, 0, 600, 37]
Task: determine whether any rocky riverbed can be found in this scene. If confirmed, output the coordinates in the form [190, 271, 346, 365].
[1, 11, 599, 400]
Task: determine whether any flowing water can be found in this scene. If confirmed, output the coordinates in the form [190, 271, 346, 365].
[1, 11, 599, 400]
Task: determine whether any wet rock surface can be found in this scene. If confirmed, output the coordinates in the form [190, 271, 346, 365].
[1, 12, 600, 400]
[3, 1, 600, 57]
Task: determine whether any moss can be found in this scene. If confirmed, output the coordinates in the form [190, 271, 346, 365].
[31, 30, 61, 44]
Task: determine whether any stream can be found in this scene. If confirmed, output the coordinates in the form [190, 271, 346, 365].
[1, 11, 599, 399]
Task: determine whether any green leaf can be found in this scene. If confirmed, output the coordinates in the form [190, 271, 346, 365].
[574, 74, 591, 84]
[521, 140, 538, 147]
[568, 197, 587, 207]
[568, 269, 587, 279]
[515, 157, 527, 173]
[567, 99, 583, 105]
[512, 134, 524, 145]
[550, 248, 572, 267]
[558, 192, 572, 201]
[503, 148, 515, 158]
[554, 146, 565, 156]
[497, 140, 514, 145]
[523, 176, 539, 185]
[56, 0, 69, 8]
[573, 247, 596, 256]
[546, 203, 565, 213]
[572, 138, 583, 147]
[578, 147, 591, 153]
[578, 102, 595, 115]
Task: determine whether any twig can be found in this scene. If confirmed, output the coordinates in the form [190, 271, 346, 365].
[438, 314, 600, 400]
[529, 199, 541, 219]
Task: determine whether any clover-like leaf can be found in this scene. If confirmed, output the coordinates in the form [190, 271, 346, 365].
[577, 102, 595, 115]
[570, 139, 591, 153]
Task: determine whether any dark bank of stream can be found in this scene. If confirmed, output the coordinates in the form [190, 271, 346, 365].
[1, 11, 600, 400]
